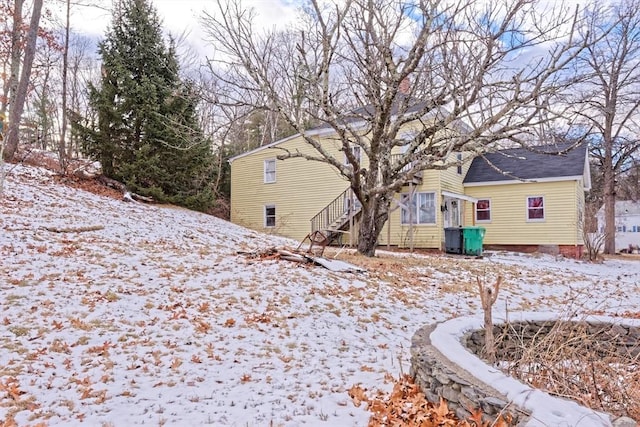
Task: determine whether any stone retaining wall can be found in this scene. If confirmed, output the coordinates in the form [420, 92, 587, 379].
[410, 314, 640, 426]
[411, 324, 529, 425]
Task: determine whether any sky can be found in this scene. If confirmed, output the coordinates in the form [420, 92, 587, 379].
[1, 160, 639, 425]
[66, 0, 299, 56]
[57, 0, 596, 65]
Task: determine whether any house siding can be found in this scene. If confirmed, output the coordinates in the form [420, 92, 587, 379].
[440, 151, 472, 194]
[382, 150, 472, 250]
[231, 129, 586, 253]
[464, 181, 581, 246]
[385, 175, 443, 249]
[576, 181, 586, 245]
[595, 201, 640, 251]
[230, 135, 351, 242]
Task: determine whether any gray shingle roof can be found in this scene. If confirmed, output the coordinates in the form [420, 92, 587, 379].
[308, 96, 443, 132]
[463, 142, 588, 184]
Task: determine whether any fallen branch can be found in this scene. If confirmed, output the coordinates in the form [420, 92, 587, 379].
[277, 249, 308, 263]
[42, 225, 104, 233]
[123, 191, 155, 203]
[130, 192, 154, 203]
[97, 176, 155, 204]
[97, 175, 126, 192]
[237, 247, 279, 259]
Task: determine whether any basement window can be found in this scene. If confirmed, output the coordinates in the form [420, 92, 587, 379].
[265, 205, 276, 228]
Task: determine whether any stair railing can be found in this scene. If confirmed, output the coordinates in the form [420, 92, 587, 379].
[310, 187, 361, 233]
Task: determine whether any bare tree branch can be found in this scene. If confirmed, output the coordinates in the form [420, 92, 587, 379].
[202, 0, 588, 255]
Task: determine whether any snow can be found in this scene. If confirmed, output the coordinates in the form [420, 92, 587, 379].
[1, 164, 639, 426]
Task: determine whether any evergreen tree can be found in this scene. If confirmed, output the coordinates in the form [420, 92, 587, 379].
[84, 0, 215, 211]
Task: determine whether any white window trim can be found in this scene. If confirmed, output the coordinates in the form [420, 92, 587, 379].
[401, 191, 437, 225]
[264, 205, 276, 228]
[264, 159, 276, 183]
[526, 196, 545, 222]
[344, 145, 362, 166]
[475, 198, 492, 223]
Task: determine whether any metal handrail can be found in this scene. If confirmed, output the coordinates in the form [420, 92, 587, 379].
[310, 187, 361, 233]
[390, 153, 422, 173]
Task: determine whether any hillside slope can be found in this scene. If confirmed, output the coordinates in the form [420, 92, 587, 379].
[1, 164, 639, 426]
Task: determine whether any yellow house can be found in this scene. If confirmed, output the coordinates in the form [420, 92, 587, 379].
[463, 144, 591, 258]
[230, 129, 590, 258]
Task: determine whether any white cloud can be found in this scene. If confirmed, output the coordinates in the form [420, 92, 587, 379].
[69, 0, 299, 54]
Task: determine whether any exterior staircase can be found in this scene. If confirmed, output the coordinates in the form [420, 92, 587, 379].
[310, 188, 362, 245]
[309, 156, 422, 245]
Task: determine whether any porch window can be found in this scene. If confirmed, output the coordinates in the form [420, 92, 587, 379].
[476, 199, 491, 222]
[265, 205, 276, 227]
[264, 159, 276, 183]
[527, 196, 545, 221]
[401, 192, 436, 225]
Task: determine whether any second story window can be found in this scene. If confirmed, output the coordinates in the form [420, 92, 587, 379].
[344, 146, 361, 166]
[264, 159, 276, 183]
[456, 152, 463, 175]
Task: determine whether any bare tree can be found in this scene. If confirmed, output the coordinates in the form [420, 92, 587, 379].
[203, 0, 587, 256]
[574, 0, 640, 254]
[1, 0, 23, 117]
[67, 34, 100, 157]
[58, 0, 71, 171]
[28, 34, 63, 151]
[3, 0, 44, 161]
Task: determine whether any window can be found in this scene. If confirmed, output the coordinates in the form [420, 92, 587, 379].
[476, 199, 491, 222]
[456, 152, 463, 175]
[265, 205, 276, 227]
[344, 146, 361, 166]
[401, 192, 436, 225]
[527, 196, 545, 221]
[264, 159, 276, 183]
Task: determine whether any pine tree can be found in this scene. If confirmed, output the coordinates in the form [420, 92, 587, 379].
[84, 0, 215, 211]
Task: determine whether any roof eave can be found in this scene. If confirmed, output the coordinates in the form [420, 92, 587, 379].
[228, 127, 334, 164]
[463, 175, 585, 187]
[228, 105, 462, 164]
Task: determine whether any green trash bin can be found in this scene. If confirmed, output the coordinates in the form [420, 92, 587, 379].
[462, 226, 485, 256]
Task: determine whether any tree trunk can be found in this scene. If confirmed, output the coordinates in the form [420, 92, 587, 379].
[356, 195, 390, 257]
[603, 146, 616, 254]
[1, 0, 23, 116]
[3, 0, 43, 161]
[58, 0, 71, 172]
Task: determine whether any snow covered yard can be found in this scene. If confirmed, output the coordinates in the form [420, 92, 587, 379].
[1, 164, 639, 426]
